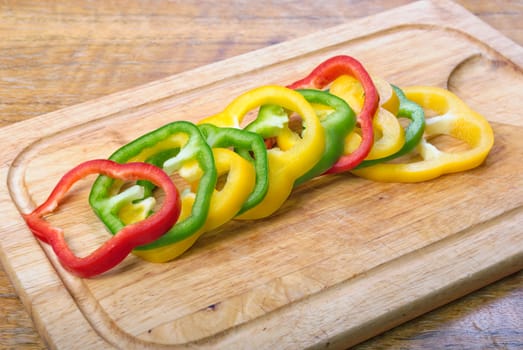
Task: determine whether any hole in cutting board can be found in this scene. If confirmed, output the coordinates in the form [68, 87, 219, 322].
[448, 54, 523, 126]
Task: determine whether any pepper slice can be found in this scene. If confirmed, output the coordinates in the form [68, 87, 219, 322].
[93, 122, 268, 262]
[89, 120, 218, 252]
[199, 85, 325, 219]
[352, 86, 494, 182]
[129, 123, 268, 215]
[198, 123, 269, 214]
[332, 76, 425, 168]
[287, 55, 380, 173]
[329, 75, 405, 163]
[279, 89, 356, 186]
[23, 159, 181, 278]
[355, 85, 425, 168]
[133, 147, 256, 262]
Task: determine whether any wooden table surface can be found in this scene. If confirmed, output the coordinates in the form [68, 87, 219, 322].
[1, 0, 521, 348]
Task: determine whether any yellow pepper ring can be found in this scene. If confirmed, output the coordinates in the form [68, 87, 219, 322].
[352, 86, 494, 182]
[330, 75, 404, 160]
[374, 77, 400, 115]
[365, 108, 405, 160]
[200, 85, 325, 220]
[198, 148, 256, 232]
[132, 195, 196, 263]
[133, 148, 256, 262]
[200, 85, 324, 173]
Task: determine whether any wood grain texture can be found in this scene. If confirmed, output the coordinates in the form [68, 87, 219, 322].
[1, 0, 522, 349]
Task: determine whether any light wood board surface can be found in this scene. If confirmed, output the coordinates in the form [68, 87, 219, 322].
[1, 1, 522, 349]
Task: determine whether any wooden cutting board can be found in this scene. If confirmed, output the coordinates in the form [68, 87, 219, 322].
[1, 0, 522, 349]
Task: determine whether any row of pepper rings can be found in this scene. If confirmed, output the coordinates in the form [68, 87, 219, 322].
[22, 55, 494, 278]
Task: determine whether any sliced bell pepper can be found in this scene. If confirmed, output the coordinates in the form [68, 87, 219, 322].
[199, 85, 325, 219]
[329, 75, 405, 163]
[287, 55, 380, 173]
[375, 77, 400, 115]
[134, 124, 268, 263]
[355, 84, 426, 168]
[133, 147, 256, 262]
[285, 89, 356, 186]
[23, 159, 181, 278]
[352, 86, 494, 182]
[198, 123, 269, 214]
[89, 120, 218, 252]
[330, 76, 425, 168]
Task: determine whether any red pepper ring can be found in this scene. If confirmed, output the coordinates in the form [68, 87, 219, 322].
[22, 159, 181, 278]
[287, 55, 380, 173]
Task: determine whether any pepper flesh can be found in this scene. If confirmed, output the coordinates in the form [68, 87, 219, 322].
[289, 89, 356, 186]
[89, 120, 218, 251]
[23, 159, 180, 278]
[287, 55, 379, 173]
[132, 147, 256, 262]
[355, 84, 425, 168]
[253, 89, 356, 184]
[199, 85, 325, 219]
[331, 76, 425, 168]
[329, 75, 405, 163]
[198, 123, 269, 214]
[352, 86, 494, 182]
